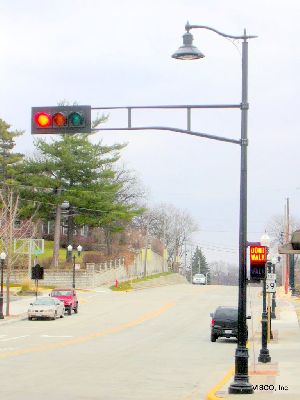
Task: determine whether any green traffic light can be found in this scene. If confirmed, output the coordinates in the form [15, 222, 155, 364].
[69, 112, 84, 127]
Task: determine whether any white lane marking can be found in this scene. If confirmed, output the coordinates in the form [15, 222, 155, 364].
[41, 335, 73, 338]
[0, 335, 30, 342]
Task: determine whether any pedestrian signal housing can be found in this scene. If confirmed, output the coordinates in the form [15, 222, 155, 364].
[249, 245, 267, 281]
[31, 106, 91, 134]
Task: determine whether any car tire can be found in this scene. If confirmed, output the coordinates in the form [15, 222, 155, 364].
[211, 333, 217, 342]
[74, 303, 78, 314]
[68, 307, 72, 315]
[28, 316, 32, 321]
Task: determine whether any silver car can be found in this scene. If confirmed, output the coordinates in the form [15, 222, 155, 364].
[192, 273, 206, 285]
[28, 297, 65, 320]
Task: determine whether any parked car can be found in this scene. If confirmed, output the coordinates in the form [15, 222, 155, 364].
[210, 306, 250, 342]
[28, 297, 65, 320]
[192, 273, 206, 285]
[50, 288, 78, 315]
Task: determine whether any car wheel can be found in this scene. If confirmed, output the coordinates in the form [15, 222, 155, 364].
[210, 333, 217, 342]
[68, 307, 72, 315]
[74, 304, 78, 314]
[28, 316, 32, 321]
[60, 310, 64, 318]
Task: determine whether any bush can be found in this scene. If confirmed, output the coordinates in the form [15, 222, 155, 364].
[20, 278, 34, 292]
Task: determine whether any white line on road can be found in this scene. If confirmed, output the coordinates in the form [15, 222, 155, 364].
[0, 335, 30, 342]
[40, 335, 73, 338]
[0, 347, 15, 352]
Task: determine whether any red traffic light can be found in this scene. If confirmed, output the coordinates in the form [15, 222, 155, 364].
[34, 112, 52, 128]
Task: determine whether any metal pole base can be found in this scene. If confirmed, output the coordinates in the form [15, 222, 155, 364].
[228, 347, 253, 394]
[271, 311, 276, 319]
[229, 380, 253, 394]
[258, 349, 271, 363]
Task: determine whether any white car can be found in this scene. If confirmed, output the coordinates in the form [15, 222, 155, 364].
[28, 297, 65, 320]
[192, 273, 206, 285]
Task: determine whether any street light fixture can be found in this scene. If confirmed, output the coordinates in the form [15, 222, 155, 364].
[258, 233, 271, 363]
[67, 245, 83, 288]
[0, 252, 7, 319]
[173, 22, 257, 395]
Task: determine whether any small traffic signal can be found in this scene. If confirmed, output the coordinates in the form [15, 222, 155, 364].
[31, 106, 91, 134]
[31, 264, 44, 280]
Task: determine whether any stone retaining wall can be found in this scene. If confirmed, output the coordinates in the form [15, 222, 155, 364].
[5, 250, 166, 288]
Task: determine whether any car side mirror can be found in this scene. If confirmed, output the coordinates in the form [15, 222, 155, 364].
[246, 315, 251, 319]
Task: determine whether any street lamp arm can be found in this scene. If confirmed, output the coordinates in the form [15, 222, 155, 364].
[92, 126, 241, 145]
[185, 22, 258, 40]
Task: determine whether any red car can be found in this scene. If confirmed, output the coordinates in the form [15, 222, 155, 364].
[50, 288, 78, 315]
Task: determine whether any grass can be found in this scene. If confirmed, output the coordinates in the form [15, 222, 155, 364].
[38, 240, 84, 263]
[110, 271, 173, 291]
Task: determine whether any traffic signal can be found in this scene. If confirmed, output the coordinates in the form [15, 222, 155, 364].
[31, 264, 44, 280]
[31, 106, 91, 134]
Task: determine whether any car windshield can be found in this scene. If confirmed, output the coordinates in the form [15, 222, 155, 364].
[194, 274, 205, 278]
[215, 308, 238, 320]
[32, 298, 56, 306]
[51, 290, 73, 296]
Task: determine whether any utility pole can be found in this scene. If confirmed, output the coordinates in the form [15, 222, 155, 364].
[285, 198, 290, 294]
[52, 188, 62, 268]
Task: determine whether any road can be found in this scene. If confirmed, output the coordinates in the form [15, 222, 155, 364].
[0, 284, 261, 400]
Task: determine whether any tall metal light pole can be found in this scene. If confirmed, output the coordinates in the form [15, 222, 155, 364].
[271, 256, 277, 319]
[172, 23, 257, 394]
[258, 233, 271, 363]
[0, 252, 7, 319]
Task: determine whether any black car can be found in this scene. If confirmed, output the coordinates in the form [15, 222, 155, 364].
[210, 306, 249, 342]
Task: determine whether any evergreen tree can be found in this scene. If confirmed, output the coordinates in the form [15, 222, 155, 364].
[191, 246, 210, 283]
[18, 133, 143, 261]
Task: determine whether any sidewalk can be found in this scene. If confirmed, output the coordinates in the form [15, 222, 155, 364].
[208, 289, 300, 399]
[0, 294, 40, 324]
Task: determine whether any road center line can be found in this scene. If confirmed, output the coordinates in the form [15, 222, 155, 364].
[0, 335, 30, 342]
[41, 335, 73, 338]
[0, 302, 176, 359]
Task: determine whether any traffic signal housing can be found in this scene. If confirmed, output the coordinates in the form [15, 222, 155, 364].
[31, 106, 91, 134]
[31, 264, 44, 280]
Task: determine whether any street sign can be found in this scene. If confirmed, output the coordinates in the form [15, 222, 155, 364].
[267, 273, 276, 281]
[266, 279, 276, 293]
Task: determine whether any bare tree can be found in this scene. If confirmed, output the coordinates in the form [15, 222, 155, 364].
[266, 214, 300, 247]
[133, 203, 198, 270]
[0, 188, 39, 315]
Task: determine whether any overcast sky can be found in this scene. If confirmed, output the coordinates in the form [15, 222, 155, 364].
[1, 0, 299, 264]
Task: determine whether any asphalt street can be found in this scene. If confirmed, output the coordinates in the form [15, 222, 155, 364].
[0, 284, 261, 400]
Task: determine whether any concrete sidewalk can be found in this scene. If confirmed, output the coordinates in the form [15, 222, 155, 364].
[0, 295, 37, 324]
[209, 292, 300, 399]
